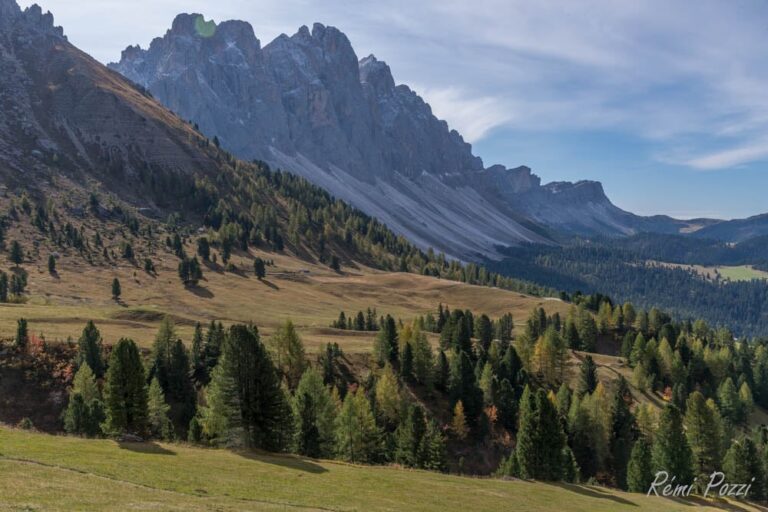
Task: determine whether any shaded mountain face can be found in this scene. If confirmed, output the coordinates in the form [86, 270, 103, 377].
[113, 14, 686, 259]
[0, 1, 225, 210]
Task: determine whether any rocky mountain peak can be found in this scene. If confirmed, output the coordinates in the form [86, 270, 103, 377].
[360, 55, 395, 96]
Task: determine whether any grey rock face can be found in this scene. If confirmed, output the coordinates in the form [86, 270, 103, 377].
[111, 14, 673, 258]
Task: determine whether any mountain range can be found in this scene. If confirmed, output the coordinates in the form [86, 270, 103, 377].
[3, 3, 767, 264]
[113, 14, 756, 260]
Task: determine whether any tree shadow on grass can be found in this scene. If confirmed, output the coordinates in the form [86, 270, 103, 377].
[545, 482, 638, 507]
[235, 449, 327, 474]
[260, 279, 279, 290]
[665, 495, 768, 512]
[117, 441, 176, 456]
[187, 285, 214, 299]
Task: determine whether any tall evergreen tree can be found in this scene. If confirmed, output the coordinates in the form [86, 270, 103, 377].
[269, 320, 307, 390]
[395, 404, 427, 467]
[651, 405, 693, 485]
[448, 350, 483, 429]
[224, 324, 292, 451]
[373, 315, 398, 366]
[63, 363, 104, 437]
[627, 438, 654, 493]
[200, 353, 242, 446]
[111, 278, 121, 300]
[516, 386, 566, 480]
[577, 355, 598, 396]
[723, 437, 766, 502]
[335, 387, 381, 463]
[610, 376, 636, 489]
[684, 391, 721, 478]
[434, 350, 449, 392]
[147, 377, 174, 440]
[104, 338, 149, 435]
[292, 367, 337, 458]
[15, 318, 28, 349]
[77, 321, 104, 378]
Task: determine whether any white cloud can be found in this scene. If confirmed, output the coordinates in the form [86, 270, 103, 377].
[683, 142, 768, 171]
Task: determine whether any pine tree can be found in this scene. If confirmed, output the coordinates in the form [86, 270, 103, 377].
[191, 322, 207, 383]
[400, 342, 414, 381]
[627, 438, 653, 493]
[269, 320, 307, 390]
[111, 278, 121, 300]
[577, 355, 598, 396]
[0, 271, 8, 302]
[652, 405, 693, 485]
[292, 367, 337, 458]
[201, 353, 243, 446]
[434, 350, 449, 391]
[561, 446, 581, 483]
[718, 377, 743, 427]
[420, 419, 448, 472]
[335, 387, 381, 463]
[77, 321, 104, 378]
[9, 240, 23, 266]
[723, 437, 766, 502]
[223, 324, 291, 451]
[253, 257, 266, 279]
[610, 376, 636, 489]
[684, 391, 721, 478]
[104, 338, 149, 435]
[516, 386, 566, 480]
[448, 350, 483, 429]
[412, 327, 434, 387]
[373, 315, 398, 366]
[395, 404, 427, 467]
[63, 363, 104, 437]
[15, 318, 28, 349]
[475, 314, 493, 352]
[47, 254, 56, 274]
[496, 378, 517, 431]
[147, 377, 173, 440]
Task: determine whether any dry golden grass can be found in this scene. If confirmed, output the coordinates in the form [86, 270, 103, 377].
[3, 243, 570, 353]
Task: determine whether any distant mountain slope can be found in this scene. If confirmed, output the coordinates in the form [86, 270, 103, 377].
[689, 213, 768, 242]
[111, 14, 696, 259]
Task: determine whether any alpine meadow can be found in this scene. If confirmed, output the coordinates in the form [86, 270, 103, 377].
[1, 1, 768, 511]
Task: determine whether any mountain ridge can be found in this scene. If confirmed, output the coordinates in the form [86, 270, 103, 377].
[112, 13, 699, 259]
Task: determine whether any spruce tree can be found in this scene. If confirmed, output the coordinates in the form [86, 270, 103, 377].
[373, 315, 398, 366]
[420, 419, 448, 472]
[684, 391, 721, 478]
[292, 367, 337, 458]
[627, 438, 653, 493]
[723, 437, 766, 502]
[147, 377, 173, 440]
[104, 338, 149, 435]
[412, 328, 434, 387]
[47, 254, 56, 274]
[395, 404, 427, 467]
[577, 355, 598, 396]
[63, 363, 104, 437]
[9, 240, 23, 266]
[222, 324, 290, 451]
[111, 278, 121, 300]
[0, 271, 8, 302]
[651, 405, 693, 485]
[77, 321, 104, 378]
[610, 376, 636, 490]
[475, 314, 493, 352]
[516, 386, 566, 480]
[201, 353, 243, 446]
[253, 257, 266, 279]
[434, 350, 449, 391]
[400, 343, 413, 382]
[448, 350, 483, 429]
[15, 318, 28, 349]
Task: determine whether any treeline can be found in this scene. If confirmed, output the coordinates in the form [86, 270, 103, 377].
[490, 241, 768, 336]
[330, 308, 381, 331]
[15, 317, 449, 471]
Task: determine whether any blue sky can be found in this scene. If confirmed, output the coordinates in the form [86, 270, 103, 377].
[18, 0, 768, 219]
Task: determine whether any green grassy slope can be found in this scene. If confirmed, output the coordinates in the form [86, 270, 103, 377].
[0, 427, 761, 512]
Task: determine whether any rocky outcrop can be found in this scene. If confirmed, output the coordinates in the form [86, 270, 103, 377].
[111, 14, 688, 258]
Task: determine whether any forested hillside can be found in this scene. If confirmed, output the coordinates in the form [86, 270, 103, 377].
[489, 237, 768, 337]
